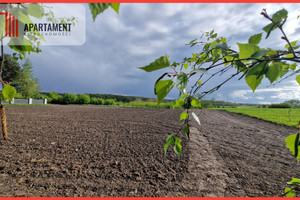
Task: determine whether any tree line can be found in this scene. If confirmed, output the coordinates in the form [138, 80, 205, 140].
[44, 92, 116, 105]
[0, 54, 41, 99]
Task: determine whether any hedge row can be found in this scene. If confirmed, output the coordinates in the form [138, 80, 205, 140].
[268, 103, 292, 108]
[45, 92, 116, 105]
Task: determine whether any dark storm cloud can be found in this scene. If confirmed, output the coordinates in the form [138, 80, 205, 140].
[15, 3, 300, 102]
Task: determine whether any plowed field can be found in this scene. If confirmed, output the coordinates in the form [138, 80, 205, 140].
[0, 105, 299, 197]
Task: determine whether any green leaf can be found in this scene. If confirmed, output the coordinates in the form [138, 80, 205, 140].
[291, 41, 298, 46]
[266, 50, 279, 58]
[182, 124, 190, 139]
[171, 62, 180, 67]
[27, 3, 44, 19]
[192, 68, 208, 74]
[110, 3, 120, 14]
[0, 14, 5, 38]
[88, 3, 111, 21]
[245, 75, 263, 92]
[285, 133, 300, 160]
[216, 43, 228, 52]
[139, 55, 170, 72]
[8, 38, 36, 56]
[11, 7, 33, 24]
[183, 63, 189, 70]
[290, 63, 297, 71]
[279, 66, 289, 78]
[246, 62, 268, 77]
[176, 72, 188, 91]
[296, 75, 300, 86]
[285, 41, 298, 51]
[174, 99, 184, 108]
[154, 73, 168, 94]
[266, 63, 280, 83]
[180, 112, 188, 121]
[182, 125, 189, 134]
[174, 137, 182, 157]
[285, 188, 296, 197]
[189, 38, 197, 44]
[211, 33, 217, 38]
[272, 9, 288, 22]
[248, 33, 262, 45]
[182, 125, 190, 139]
[237, 43, 260, 59]
[286, 53, 294, 58]
[251, 50, 269, 58]
[191, 98, 201, 108]
[263, 22, 279, 39]
[287, 178, 300, 185]
[164, 135, 175, 154]
[2, 84, 16, 101]
[179, 94, 189, 100]
[191, 112, 201, 126]
[154, 80, 175, 105]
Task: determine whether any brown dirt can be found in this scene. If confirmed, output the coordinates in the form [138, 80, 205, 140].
[0, 105, 299, 197]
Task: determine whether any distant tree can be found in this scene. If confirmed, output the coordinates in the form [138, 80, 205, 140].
[90, 97, 98, 104]
[77, 94, 90, 104]
[0, 54, 21, 83]
[104, 99, 116, 106]
[63, 93, 78, 104]
[201, 100, 214, 108]
[269, 103, 292, 108]
[12, 59, 41, 98]
[284, 99, 300, 108]
[46, 91, 62, 103]
[96, 98, 104, 105]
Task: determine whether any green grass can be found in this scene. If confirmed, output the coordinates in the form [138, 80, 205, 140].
[218, 107, 300, 127]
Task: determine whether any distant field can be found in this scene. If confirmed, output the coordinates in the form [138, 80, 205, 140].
[219, 107, 300, 127]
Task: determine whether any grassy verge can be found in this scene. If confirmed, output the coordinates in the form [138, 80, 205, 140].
[218, 107, 300, 127]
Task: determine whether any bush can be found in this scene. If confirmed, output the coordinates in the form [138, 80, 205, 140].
[268, 103, 292, 108]
[97, 98, 104, 105]
[56, 96, 64, 104]
[104, 99, 116, 106]
[91, 97, 104, 105]
[47, 91, 62, 103]
[62, 93, 78, 104]
[77, 94, 90, 104]
[90, 97, 98, 104]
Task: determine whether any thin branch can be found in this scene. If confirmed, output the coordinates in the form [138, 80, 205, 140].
[261, 9, 296, 58]
[199, 71, 241, 99]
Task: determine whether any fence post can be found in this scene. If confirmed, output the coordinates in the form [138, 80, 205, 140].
[9, 98, 14, 104]
[28, 98, 32, 104]
[43, 99, 47, 104]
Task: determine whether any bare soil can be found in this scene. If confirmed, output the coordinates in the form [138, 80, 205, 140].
[0, 105, 299, 197]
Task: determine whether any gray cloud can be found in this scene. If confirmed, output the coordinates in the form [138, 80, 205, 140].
[10, 3, 300, 102]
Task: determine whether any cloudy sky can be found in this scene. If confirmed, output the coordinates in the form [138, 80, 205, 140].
[8, 3, 300, 104]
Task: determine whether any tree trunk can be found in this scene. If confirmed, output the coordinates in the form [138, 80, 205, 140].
[1, 105, 7, 140]
[1, 37, 8, 140]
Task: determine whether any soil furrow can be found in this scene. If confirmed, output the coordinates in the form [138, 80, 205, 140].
[0, 105, 299, 197]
